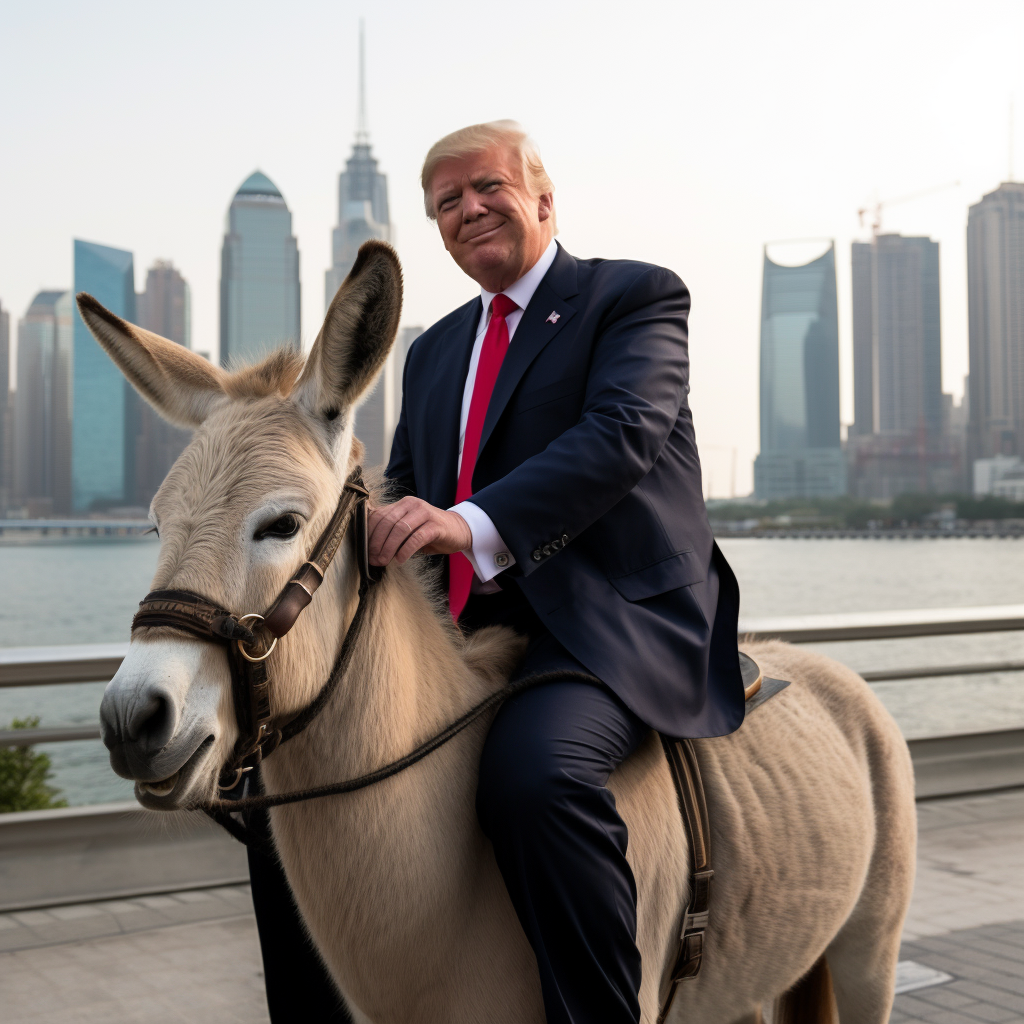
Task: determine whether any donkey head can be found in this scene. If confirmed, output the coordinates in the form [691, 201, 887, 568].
[82, 241, 402, 809]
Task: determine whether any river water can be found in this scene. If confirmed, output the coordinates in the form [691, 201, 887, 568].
[1, 536, 1022, 806]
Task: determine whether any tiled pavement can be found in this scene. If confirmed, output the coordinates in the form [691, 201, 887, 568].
[893, 922, 1024, 1024]
[0, 886, 269, 1023]
[905, 789, 1024, 941]
[0, 789, 1022, 1022]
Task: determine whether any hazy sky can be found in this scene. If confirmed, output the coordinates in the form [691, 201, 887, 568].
[2, 0, 1023, 495]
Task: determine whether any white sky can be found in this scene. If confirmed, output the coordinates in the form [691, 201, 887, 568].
[2, 0, 1023, 496]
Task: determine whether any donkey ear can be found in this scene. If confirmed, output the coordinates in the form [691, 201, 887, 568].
[76, 293, 227, 428]
[294, 240, 403, 419]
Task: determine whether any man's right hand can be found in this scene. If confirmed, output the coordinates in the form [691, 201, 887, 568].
[367, 497, 472, 567]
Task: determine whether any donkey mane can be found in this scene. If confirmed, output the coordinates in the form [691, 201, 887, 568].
[222, 347, 305, 400]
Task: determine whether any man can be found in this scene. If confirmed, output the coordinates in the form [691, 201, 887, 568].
[364, 120, 745, 1024]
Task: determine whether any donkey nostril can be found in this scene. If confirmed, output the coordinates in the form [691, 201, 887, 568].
[126, 690, 178, 751]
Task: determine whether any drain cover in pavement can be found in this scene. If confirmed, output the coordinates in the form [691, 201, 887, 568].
[894, 960, 954, 995]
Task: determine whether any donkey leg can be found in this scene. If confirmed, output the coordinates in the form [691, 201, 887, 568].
[826, 923, 902, 1024]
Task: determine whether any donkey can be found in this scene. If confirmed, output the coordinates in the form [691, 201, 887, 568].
[82, 240, 916, 1024]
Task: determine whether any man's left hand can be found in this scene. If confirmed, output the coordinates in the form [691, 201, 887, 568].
[368, 497, 472, 567]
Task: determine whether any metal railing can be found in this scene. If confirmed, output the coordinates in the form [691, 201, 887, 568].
[3, 605, 1024, 747]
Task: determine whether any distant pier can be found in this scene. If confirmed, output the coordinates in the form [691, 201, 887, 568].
[0, 519, 155, 542]
[712, 524, 1024, 540]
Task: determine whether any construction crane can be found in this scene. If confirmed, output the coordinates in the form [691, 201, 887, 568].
[857, 181, 960, 236]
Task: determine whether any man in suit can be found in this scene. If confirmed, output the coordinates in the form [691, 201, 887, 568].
[364, 120, 746, 1024]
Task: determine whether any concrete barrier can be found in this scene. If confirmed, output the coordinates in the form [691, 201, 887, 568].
[909, 728, 1024, 800]
[0, 801, 248, 913]
[1, 726, 1021, 912]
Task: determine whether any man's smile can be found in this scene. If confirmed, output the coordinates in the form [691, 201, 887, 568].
[461, 222, 506, 245]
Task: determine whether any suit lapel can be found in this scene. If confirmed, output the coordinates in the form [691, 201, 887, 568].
[477, 246, 580, 459]
[428, 298, 480, 506]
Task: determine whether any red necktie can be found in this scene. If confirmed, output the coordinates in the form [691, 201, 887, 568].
[449, 293, 519, 620]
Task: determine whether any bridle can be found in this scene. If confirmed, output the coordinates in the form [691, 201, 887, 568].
[131, 467, 374, 796]
[128, 463, 599, 847]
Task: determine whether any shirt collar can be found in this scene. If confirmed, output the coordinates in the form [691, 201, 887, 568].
[480, 237, 559, 318]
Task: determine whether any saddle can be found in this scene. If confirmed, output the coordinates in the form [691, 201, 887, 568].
[657, 653, 789, 1021]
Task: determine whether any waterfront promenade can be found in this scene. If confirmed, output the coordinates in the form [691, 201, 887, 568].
[1, 788, 1022, 1023]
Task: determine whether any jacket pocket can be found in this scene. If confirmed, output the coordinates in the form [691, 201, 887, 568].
[517, 375, 586, 412]
[608, 550, 705, 602]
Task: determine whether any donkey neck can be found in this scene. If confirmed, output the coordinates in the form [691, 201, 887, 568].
[258, 562, 522, 1017]
[260, 559, 502, 801]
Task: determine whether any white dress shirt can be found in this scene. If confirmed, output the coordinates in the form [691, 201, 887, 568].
[449, 237, 559, 591]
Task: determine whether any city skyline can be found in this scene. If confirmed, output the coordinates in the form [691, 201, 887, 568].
[3, 2, 1024, 495]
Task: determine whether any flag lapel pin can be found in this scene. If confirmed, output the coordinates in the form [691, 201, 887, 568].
[546, 311, 561, 324]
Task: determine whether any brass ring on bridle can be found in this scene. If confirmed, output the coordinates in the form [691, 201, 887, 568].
[236, 613, 278, 663]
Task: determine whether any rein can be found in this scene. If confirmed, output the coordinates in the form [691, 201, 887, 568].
[203, 669, 603, 845]
[130, 466, 601, 847]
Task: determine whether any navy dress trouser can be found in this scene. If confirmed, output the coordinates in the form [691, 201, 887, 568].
[247, 585, 649, 1024]
[477, 678, 648, 1024]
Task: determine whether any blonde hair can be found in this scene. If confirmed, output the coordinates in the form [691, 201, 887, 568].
[421, 120, 556, 230]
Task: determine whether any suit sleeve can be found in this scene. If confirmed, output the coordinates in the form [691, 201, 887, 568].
[383, 348, 417, 500]
[470, 266, 690, 576]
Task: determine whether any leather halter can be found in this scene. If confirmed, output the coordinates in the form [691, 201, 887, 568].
[131, 468, 372, 791]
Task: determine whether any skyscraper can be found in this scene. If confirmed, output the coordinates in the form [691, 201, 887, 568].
[134, 260, 193, 506]
[14, 290, 72, 514]
[0, 300, 11, 511]
[848, 233, 956, 497]
[357, 325, 423, 468]
[753, 244, 844, 499]
[72, 240, 136, 512]
[851, 234, 942, 437]
[326, 24, 396, 466]
[220, 171, 301, 367]
[967, 181, 1024, 462]
[138, 260, 191, 350]
[325, 23, 390, 309]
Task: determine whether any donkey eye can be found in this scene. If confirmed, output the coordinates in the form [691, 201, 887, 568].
[256, 514, 301, 540]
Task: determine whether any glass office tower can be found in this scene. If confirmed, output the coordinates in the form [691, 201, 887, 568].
[967, 182, 1024, 461]
[134, 260, 193, 507]
[72, 240, 136, 511]
[220, 171, 301, 367]
[851, 234, 941, 438]
[14, 290, 72, 513]
[754, 244, 844, 498]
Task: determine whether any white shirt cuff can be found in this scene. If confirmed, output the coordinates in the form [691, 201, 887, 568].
[448, 501, 516, 583]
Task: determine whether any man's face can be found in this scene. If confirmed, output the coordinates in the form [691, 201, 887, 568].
[429, 145, 554, 292]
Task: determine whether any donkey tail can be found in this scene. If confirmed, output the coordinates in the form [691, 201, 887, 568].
[773, 955, 838, 1024]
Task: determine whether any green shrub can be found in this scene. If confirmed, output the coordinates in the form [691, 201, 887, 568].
[0, 718, 69, 813]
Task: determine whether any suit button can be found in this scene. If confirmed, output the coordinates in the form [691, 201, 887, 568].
[494, 552, 510, 568]
[562, 534, 569, 545]
[532, 549, 542, 562]
[542, 544, 552, 557]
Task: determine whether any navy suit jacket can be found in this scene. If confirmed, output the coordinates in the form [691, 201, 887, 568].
[386, 243, 745, 738]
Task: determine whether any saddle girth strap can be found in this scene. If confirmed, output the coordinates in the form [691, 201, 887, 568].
[658, 735, 713, 1022]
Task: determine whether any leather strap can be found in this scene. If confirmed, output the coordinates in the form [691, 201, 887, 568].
[658, 735, 713, 1021]
[263, 476, 369, 637]
[130, 469, 371, 790]
[132, 590, 257, 646]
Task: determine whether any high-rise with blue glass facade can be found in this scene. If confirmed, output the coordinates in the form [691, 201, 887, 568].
[72, 240, 136, 512]
[754, 244, 844, 499]
[220, 171, 301, 367]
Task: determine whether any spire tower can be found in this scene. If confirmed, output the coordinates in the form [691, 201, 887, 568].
[356, 18, 369, 145]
